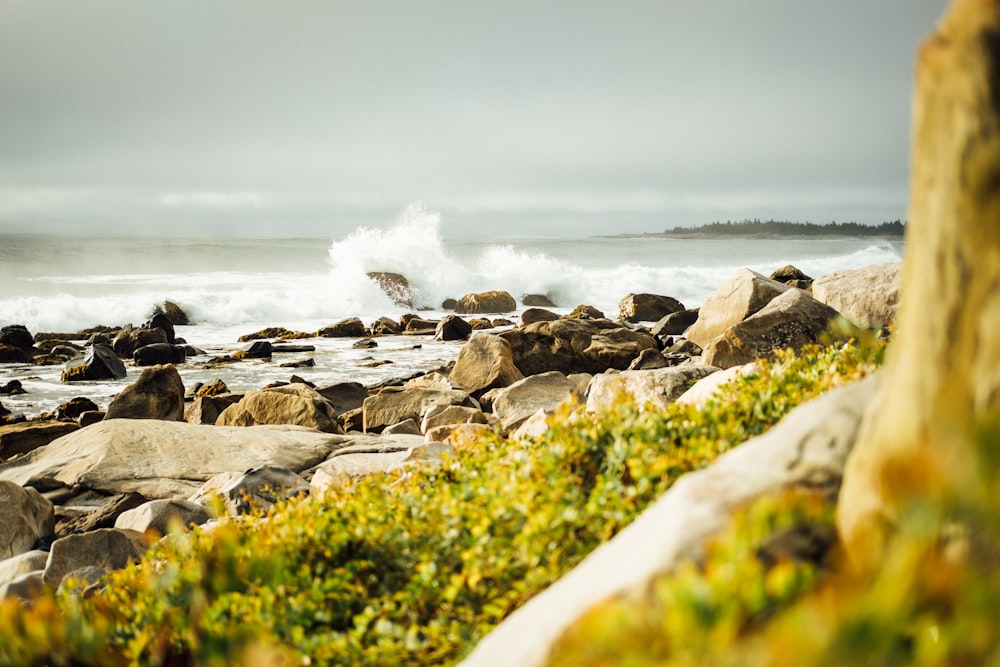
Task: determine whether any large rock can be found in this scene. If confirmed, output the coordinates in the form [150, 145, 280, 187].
[216, 384, 340, 433]
[367, 272, 415, 308]
[310, 436, 424, 490]
[0, 421, 79, 461]
[618, 293, 685, 323]
[362, 386, 474, 433]
[454, 290, 517, 315]
[676, 362, 761, 407]
[684, 269, 792, 348]
[316, 382, 369, 414]
[458, 375, 879, 667]
[701, 288, 843, 369]
[492, 371, 578, 431]
[0, 420, 343, 498]
[61, 344, 127, 382]
[0, 325, 36, 363]
[811, 261, 902, 328]
[651, 309, 700, 337]
[144, 312, 176, 344]
[450, 333, 525, 395]
[105, 364, 186, 421]
[499, 318, 658, 376]
[318, 317, 367, 338]
[114, 498, 212, 535]
[434, 314, 473, 342]
[133, 343, 187, 366]
[585, 365, 720, 414]
[151, 300, 191, 326]
[189, 466, 310, 515]
[770, 264, 813, 289]
[0, 550, 48, 589]
[0, 481, 55, 560]
[112, 326, 168, 359]
[184, 394, 243, 425]
[41, 528, 149, 588]
[520, 308, 559, 326]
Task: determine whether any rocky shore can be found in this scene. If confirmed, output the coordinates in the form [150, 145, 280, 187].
[0, 261, 900, 604]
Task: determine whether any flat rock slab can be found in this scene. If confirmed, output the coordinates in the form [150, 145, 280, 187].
[0, 420, 347, 499]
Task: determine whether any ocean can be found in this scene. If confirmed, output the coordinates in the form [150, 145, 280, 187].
[0, 204, 904, 418]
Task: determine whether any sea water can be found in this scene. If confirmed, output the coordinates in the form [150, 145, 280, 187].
[0, 203, 903, 417]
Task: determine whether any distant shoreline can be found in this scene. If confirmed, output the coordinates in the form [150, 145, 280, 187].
[600, 219, 907, 240]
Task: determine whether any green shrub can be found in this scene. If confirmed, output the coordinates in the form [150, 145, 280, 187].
[0, 341, 882, 666]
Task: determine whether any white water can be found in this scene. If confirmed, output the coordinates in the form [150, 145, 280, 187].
[0, 202, 904, 417]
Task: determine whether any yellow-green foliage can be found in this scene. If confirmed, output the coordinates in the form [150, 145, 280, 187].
[0, 342, 882, 666]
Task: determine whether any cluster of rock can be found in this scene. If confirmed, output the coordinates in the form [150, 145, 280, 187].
[0, 263, 901, 602]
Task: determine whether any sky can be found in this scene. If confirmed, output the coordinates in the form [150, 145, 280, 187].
[0, 0, 949, 238]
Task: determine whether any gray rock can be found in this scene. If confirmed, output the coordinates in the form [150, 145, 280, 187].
[0, 420, 342, 498]
[189, 466, 310, 515]
[133, 343, 187, 366]
[61, 344, 127, 382]
[0, 571, 45, 601]
[105, 364, 186, 421]
[492, 371, 578, 431]
[42, 528, 149, 588]
[811, 261, 902, 328]
[459, 375, 879, 667]
[586, 365, 720, 414]
[114, 498, 212, 535]
[0, 481, 54, 560]
[310, 435, 424, 490]
[363, 386, 474, 433]
[685, 269, 792, 348]
[651, 309, 700, 337]
[0, 550, 48, 589]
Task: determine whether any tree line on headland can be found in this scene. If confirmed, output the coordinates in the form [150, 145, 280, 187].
[660, 218, 906, 237]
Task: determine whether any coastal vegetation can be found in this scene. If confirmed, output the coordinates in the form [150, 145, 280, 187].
[660, 219, 906, 238]
[0, 341, 883, 666]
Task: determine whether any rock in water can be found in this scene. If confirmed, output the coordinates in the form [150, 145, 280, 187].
[618, 293, 685, 323]
[105, 365, 185, 421]
[61, 344, 127, 382]
[454, 290, 517, 315]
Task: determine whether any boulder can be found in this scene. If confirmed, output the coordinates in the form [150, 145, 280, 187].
[56, 492, 148, 537]
[492, 371, 578, 431]
[184, 394, 243, 425]
[79, 411, 105, 427]
[618, 293, 685, 323]
[627, 348, 669, 370]
[41, 528, 149, 588]
[310, 436, 424, 490]
[189, 466, 310, 515]
[0, 481, 55, 560]
[216, 384, 340, 433]
[458, 375, 878, 667]
[371, 317, 402, 336]
[362, 386, 474, 433]
[189, 378, 229, 398]
[585, 365, 720, 414]
[105, 364, 186, 421]
[0, 550, 48, 589]
[241, 340, 272, 359]
[684, 269, 792, 348]
[114, 498, 212, 535]
[112, 326, 168, 359]
[133, 343, 187, 366]
[676, 362, 761, 407]
[403, 317, 439, 333]
[441, 298, 458, 310]
[520, 308, 559, 326]
[454, 290, 517, 315]
[61, 344, 127, 382]
[367, 272, 415, 308]
[424, 423, 494, 446]
[0, 325, 34, 350]
[0, 420, 342, 498]
[522, 294, 558, 308]
[151, 300, 191, 326]
[567, 304, 605, 320]
[770, 264, 814, 289]
[811, 261, 902, 328]
[434, 315, 473, 341]
[0, 380, 25, 395]
[382, 419, 423, 436]
[0, 344, 32, 364]
[318, 317, 367, 338]
[701, 289, 843, 369]
[651, 309, 700, 337]
[0, 572, 45, 601]
[449, 334, 524, 396]
[420, 405, 489, 433]
[316, 382, 368, 414]
[145, 312, 176, 344]
[0, 421, 79, 461]
[352, 338, 377, 349]
[500, 318, 659, 377]
[55, 397, 99, 421]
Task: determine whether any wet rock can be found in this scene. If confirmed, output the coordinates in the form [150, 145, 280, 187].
[352, 338, 378, 349]
[240, 340, 272, 359]
[145, 312, 176, 344]
[522, 294, 557, 308]
[112, 326, 168, 359]
[55, 397, 99, 421]
[520, 308, 559, 326]
[367, 272, 415, 308]
[371, 317, 402, 336]
[435, 314, 473, 341]
[318, 317, 367, 338]
[0, 380, 26, 395]
[61, 344, 127, 382]
[151, 300, 191, 325]
[134, 342, 187, 366]
[454, 290, 517, 315]
[105, 365, 185, 421]
[619, 293, 685, 323]
[449, 333, 524, 396]
[567, 304, 605, 320]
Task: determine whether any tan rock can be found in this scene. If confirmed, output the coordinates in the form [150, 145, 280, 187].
[450, 333, 524, 395]
[812, 262, 902, 328]
[0, 481, 54, 560]
[105, 364, 185, 421]
[685, 269, 791, 348]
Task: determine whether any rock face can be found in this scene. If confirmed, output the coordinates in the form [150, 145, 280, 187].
[362, 386, 474, 433]
[454, 290, 517, 315]
[684, 269, 792, 348]
[318, 317, 367, 338]
[216, 384, 340, 433]
[491, 371, 579, 431]
[0, 420, 341, 498]
[105, 364, 186, 421]
[0, 481, 55, 560]
[811, 262, 902, 328]
[618, 293, 685, 323]
[450, 334, 525, 396]
[61, 344, 127, 382]
[499, 319, 658, 377]
[434, 315, 473, 341]
[458, 375, 879, 667]
[701, 289, 843, 369]
[585, 365, 720, 414]
[367, 272, 415, 308]
[41, 528, 149, 588]
[0, 421, 80, 461]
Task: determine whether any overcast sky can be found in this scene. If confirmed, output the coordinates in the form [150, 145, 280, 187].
[0, 1, 949, 237]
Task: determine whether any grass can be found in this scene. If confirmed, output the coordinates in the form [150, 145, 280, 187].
[0, 340, 884, 666]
